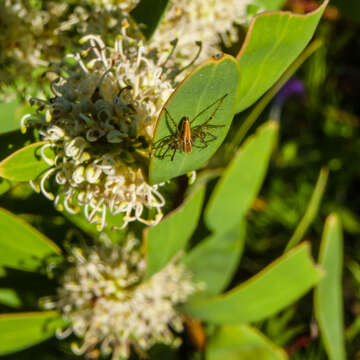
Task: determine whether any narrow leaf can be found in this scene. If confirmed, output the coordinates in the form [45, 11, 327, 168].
[314, 214, 346, 360]
[145, 185, 205, 278]
[0, 311, 64, 355]
[131, 0, 171, 39]
[0, 141, 54, 181]
[0, 207, 61, 272]
[183, 220, 246, 297]
[285, 167, 328, 252]
[182, 243, 322, 324]
[236, 0, 328, 112]
[149, 55, 240, 185]
[205, 121, 278, 234]
[206, 324, 288, 360]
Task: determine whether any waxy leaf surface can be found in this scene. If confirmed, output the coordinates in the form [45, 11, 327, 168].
[0, 207, 61, 272]
[205, 121, 278, 234]
[183, 244, 322, 324]
[149, 55, 240, 185]
[0, 141, 54, 181]
[236, 0, 328, 112]
[206, 324, 288, 360]
[0, 311, 64, 355]
[314, 214, 346, 360]
[145, 185, 205, 278]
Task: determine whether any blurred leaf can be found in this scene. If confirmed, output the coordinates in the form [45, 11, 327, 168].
[0, 141, 54, 181]
[285, 167, 328, 252]
[0, 207, 61, 272]
[182, 243, 322, 324]
[0, 288, 22, 308]
[314, 214, 346, 360]
[0, 311, 64, 355]
[0, 130, 34, 161]
[183, 220, 246, 297]
[205, 121, 278, 234]
[236, 0, 328, 112]
[145, 185, 205, 279]
[206, 324, 288, 360]
[254, 0, 286, 11]
[131, 0, 170, 39]
[0, 178, 13, 195]
[149, 55, 240, 185]
[0, 100, 20, 134]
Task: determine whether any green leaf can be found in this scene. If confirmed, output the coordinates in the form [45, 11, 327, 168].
[254, 0, 286, 11]
[182, 243, 322, 324]
[205, 121, 278, 234]
[149, 55, 240, 185]
[131, 0, 171, 39]
[314, 214, 346, 360]
[145, 185, 205, 278]
[183, 220, 246, 297]
[0, 289, 22, 308]
[0, 311, 64, 355]
[236, 0, 328, 112]
[0, 130, 34, 161]
[285, 167, 328, 252]
[0, 207, 61, 272]
[206, 324, 288, 360]
[0, 141, 54, 181]
[0, 100, 21, 134]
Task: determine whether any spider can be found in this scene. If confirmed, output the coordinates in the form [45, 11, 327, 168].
[153, 94, 228, 161]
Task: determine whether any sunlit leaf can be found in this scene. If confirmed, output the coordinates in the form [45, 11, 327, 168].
[236, 0, 328, 112]
[0, 207, 61, 272]
[183, 220, 246, 297]
[0, 311, 64, 355]
[0, 141, 54, 181]
[206, 324, 288, 360]
[314, 214, 346, 360]
[205, 121, 278, 234]
[285, 167, 328, 252]
[183, 243, 322, 324]
[145, 185, 205, 279]
[149, 55, 240, 185]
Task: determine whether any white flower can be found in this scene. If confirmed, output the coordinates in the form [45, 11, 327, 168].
[48, 239, 201, 359]
[22, 28, 179, 229]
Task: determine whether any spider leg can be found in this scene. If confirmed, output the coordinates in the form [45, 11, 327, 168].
[190, 94, 228, 125]
[171, 147, 177, 161]
[164, 108, 182, 137]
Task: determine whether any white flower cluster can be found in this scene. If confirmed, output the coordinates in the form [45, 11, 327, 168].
[152, 0, 258, 63]
[50, 239, 200, 359]
[22, 29, 178, 229]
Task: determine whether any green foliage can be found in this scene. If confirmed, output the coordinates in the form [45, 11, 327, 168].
[145, 185, 205, 278]
[205, 121, 278, 233]
[182, 243, 322, 324]
[131, 0, 171, 39]
[0, 141, 53, 181]
[183, 220, 246, 297]
[236, 0, 328, 112]
[206, 324, 288, 360]
[0, 207, 61, 272]
[0, 311, 64, 355]
[314, 214, 346, 360]
[149, 56, 240, 184]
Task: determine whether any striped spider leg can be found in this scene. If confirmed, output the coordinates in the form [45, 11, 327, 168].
[154, 94, 228, 161]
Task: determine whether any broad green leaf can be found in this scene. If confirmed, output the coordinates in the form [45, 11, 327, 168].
[206, 324, 288, 360]
[131, 0, 171, 39]
[236, 0, 328, 112]
[182, 243, 322, 324]
[149, 55, 240, 185]
[183, 220, 246, 297]
[145, 185, 205, 278]
[0, 289, 22, 308]
[0, 311, 64, 355]
[205, 121, 278, 234]
[314, 214, 346, 360]
[285, 167, 328, 252]
[0, 141, 54, 181]
[0, 207, 61, 272]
